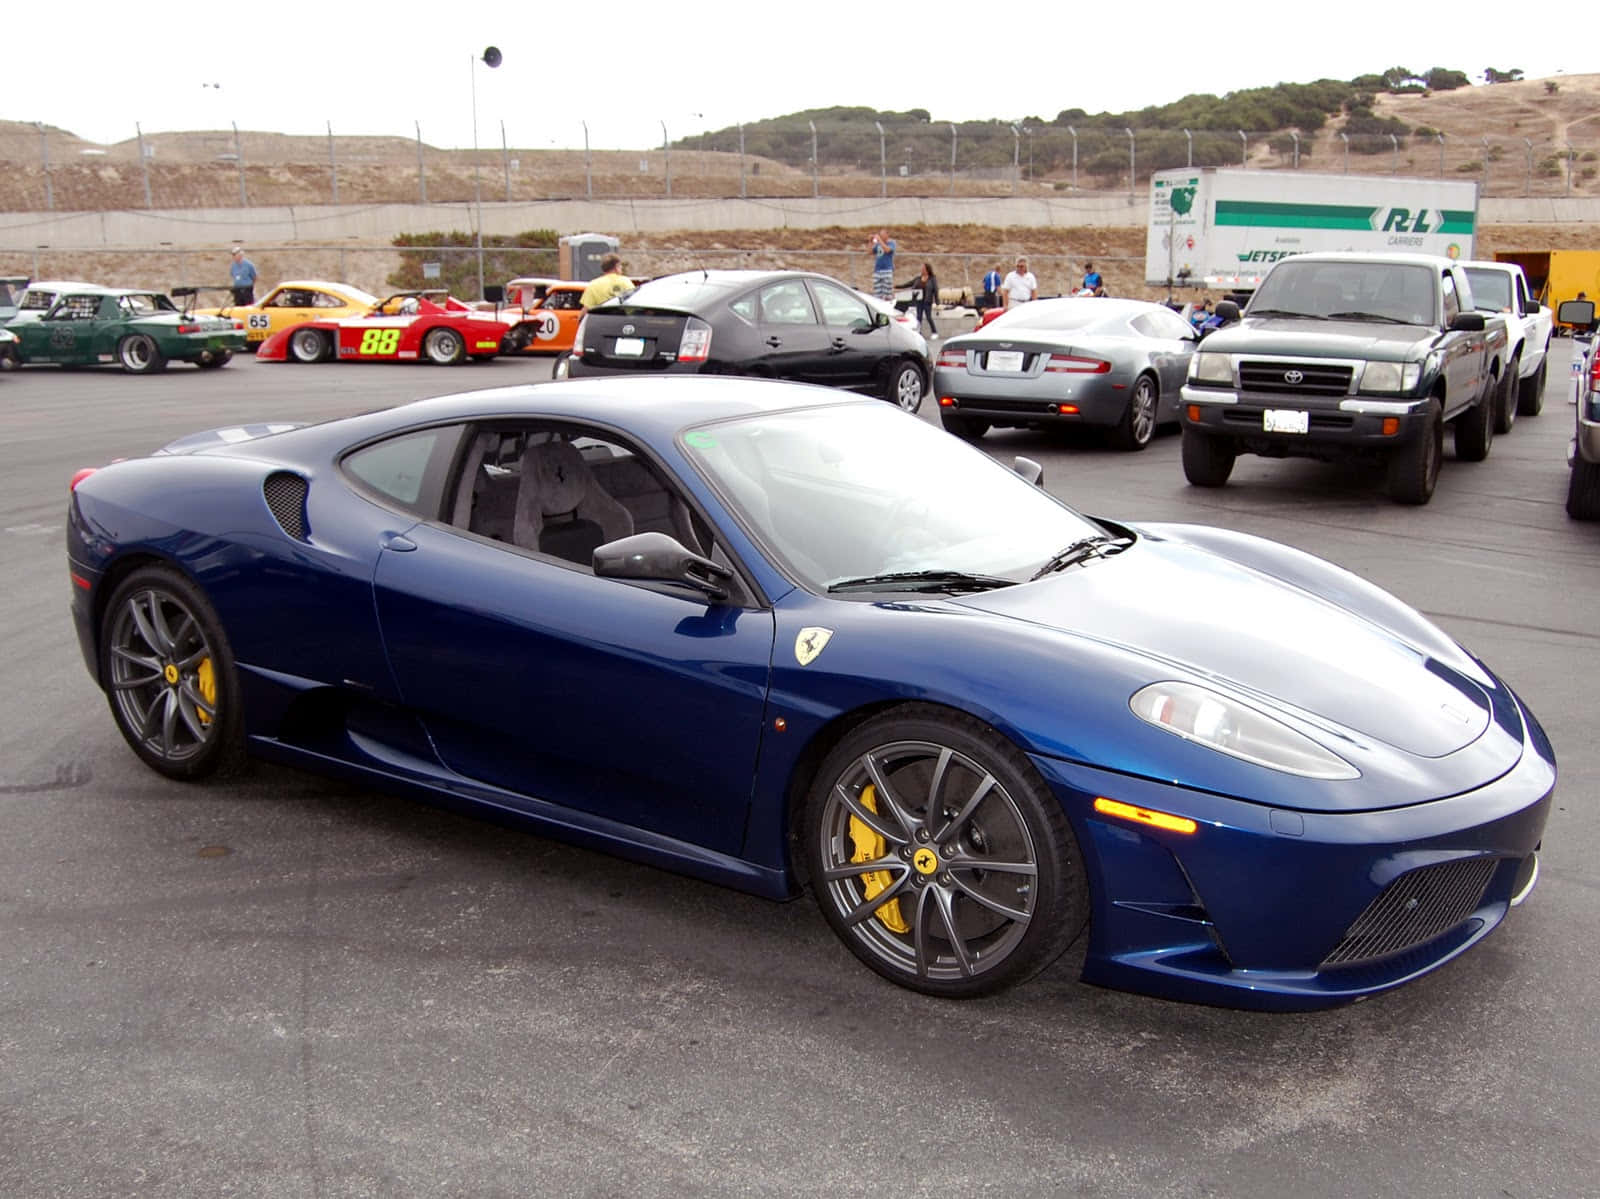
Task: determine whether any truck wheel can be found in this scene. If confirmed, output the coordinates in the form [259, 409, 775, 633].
[1517, 355, 1547, 416]
[1568, 458, 1600, 520]
[1388, 399, 1442, 504]
[1180, 427, 1236, 487]
[1453, 385, 1493, 463]
[1494, 355, 1518, 434]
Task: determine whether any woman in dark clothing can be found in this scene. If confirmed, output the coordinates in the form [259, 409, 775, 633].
[898, 261, 939, 339]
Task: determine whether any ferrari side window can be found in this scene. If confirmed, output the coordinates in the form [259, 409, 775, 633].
[343, 425, 464, 516]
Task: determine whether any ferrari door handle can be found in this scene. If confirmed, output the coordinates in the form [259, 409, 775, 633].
[830, 338, 847, 351]
[765, 336, 783, 347]
[380, 532, 417, 552]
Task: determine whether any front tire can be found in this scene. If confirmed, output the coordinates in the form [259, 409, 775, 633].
[1388, 398, 1442, 504]
[886, 360, 925, 413]
[118, 334, 167, 374]
[1111, 373, 1159, 451]
[802, 706, 1088, 998]
[289, 328, 330, 364]
[100, 566, 244, 780]
[1518, 355, 1547, 416]
[423, 326, 466, 366]
[1181, 426, 1236, 487]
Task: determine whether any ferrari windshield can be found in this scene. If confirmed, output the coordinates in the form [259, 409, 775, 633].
[682, 403, 1105, 591]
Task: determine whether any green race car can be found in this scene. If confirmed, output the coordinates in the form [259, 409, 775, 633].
[9, 287, 246, 373]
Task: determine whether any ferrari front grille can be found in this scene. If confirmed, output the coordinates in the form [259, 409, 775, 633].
[263, 471, 309, 540]
[1321, 857, 1497, 968]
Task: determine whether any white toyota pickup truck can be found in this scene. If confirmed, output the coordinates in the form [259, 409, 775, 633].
[1462, 260, 1552, 432]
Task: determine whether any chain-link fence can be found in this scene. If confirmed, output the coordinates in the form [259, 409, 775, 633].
[6, 120, 1598, 213]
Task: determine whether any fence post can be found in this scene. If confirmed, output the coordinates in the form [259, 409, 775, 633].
[416, 121, 427, 204]
[1437, 132, 1445, 177]
[1568, 145, 1576, 196]
[875, 120, 885, 198]
[1290, 131, 1299, 169]
[949, 124, 958, 196]
[1481, 135, 1490, 192]
[1524, 137, 1533, 196]
[809, 120, 818, 198]
[1239, 130, 1247, 168]
[1390, 133, 1398, 175]
[1013, 125, 1021, 195]
[136, 122, 152, 209]
[738, 121, 746, 199]
[328, 121, 338, 205]
[1341, 131, 1349, 173]
[233, 122, 246, 206]
[502, 121, 511, 202]
[1183, 128, 1192, 167]
[1068, 126, 1077, 189]
[662, 120, 671, 198]
[583, 120, 591, 200]
[1125, 127, 1135, 200]
[38, 123, 53, 211]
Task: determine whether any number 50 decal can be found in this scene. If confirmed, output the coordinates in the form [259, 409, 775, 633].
[359, 328, 401, 355]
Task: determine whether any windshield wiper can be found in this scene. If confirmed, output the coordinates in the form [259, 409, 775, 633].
[1328, 310, 1412, 324]
[1028, 534, 1133, 580]
[1248, 308, 1325, 320]
[826, 569, 1015, 594]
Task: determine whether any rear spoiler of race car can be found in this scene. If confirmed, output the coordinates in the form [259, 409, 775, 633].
[169, 284, 235, 316]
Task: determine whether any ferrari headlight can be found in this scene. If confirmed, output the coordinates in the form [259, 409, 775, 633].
[1130, 681, 1359, 780]
[1358, 361, 1422, 394]
[1190, 352, 1233, 385]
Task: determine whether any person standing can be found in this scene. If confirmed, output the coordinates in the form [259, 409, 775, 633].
[981, 264, 1003, 310]
[228, 247, 258, 306]
[1082, 261, 1105, 296]
[898, 261, 939, 339]
[1002, 257, 1038, 308]
[580, 254, 634, 309]
[869, 230, 897, 302]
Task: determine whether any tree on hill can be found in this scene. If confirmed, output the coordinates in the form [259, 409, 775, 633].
[1484, 67, 1525, 83]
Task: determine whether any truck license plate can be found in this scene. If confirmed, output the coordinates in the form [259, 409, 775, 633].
[1263, 409, 1309, 434]
[614, 337, 646, 357]
[987, 350, 1025, 372]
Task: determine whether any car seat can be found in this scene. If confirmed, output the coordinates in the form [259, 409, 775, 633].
[513, 439, 633, 563]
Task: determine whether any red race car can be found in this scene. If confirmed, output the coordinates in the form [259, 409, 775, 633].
[257, 290, 536, 365]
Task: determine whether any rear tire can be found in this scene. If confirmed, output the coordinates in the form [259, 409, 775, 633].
[1494, 355, 1519, 435]
[424, 326, 466, 366]
[197, 350, 232, 370]
[1110, 373, 1159, 451]
[1388, 398, 1442, 504]
[117, 334, 166, 374]
[1568, 457, 1600, 520]
[289, 328, 330, 364]
[1518, 355, 1547, 416]
[1180, 426, 1236, 487]
[940, 413, 989, 440]
[1454, 384, 1494, 462]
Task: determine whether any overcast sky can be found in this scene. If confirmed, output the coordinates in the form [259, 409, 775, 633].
[10, 3, 1569, 152]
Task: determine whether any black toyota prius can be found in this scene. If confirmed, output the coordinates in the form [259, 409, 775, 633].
[565, 269, 930, 413]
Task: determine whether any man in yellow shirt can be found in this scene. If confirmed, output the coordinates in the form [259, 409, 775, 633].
[580, 255, 634, 309]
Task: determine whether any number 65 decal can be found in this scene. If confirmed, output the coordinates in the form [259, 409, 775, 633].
[247, 314, 272, 329]
[359, 328, 401, 355]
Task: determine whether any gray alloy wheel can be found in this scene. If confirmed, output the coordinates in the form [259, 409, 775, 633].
[1518, 355, 1547, 416]
[289, 328, 329, 363]
[117, 333, 166, 374]
[1494, 356, 1518, 435]
[101, 566, 243, 780]
[887, 361, 925, 413]
[424, 326, 466, 365]
[1113, 373, 1159, 450]
[803, 706, 1086, 998]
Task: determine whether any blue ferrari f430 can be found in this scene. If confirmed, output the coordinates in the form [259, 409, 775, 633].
[66, 378, 1554, 1008]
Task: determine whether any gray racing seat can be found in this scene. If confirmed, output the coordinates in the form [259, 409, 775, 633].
[512, 439, 633, 564]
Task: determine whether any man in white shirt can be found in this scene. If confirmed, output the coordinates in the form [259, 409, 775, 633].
[1002, 257, 1038, 308]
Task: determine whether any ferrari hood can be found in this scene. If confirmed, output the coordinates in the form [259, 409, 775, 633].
[954, 537, 1495, 760]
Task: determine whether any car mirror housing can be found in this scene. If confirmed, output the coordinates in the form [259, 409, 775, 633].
[873, 310, 891, 329]
[593, 531, 732, 601]
[483, 285, 505, 305]
[1012, 456, 1045, 487]
[1449, 311, 1486, 332]
[1559, 299, 1595, 327]
[1214, 300, 1241, 323]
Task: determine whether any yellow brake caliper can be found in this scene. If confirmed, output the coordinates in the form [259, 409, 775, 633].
[196, 657, 216, 725]
[849, 784, 909, 934]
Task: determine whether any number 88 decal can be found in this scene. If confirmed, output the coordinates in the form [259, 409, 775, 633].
[359, 328, 401, 355]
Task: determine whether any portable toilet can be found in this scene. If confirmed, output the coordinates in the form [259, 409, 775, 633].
[559, 233, 620, 282]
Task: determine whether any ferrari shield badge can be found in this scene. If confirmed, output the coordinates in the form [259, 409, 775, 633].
[794, 627, 834, 667]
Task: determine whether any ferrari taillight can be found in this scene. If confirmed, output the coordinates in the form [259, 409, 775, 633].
[70, 467, 98, 491]
[1045, 353, 1111, 374]
[679, 317, 712, 363]
[935, 348, 966, 369]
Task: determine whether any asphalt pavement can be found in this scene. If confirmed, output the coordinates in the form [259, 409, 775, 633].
[1, 340, 1596, 1198]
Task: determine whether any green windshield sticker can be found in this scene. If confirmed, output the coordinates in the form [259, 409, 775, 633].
[684, 431, 717, 449]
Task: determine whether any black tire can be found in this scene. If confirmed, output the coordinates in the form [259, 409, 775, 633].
[1454, 383, 1494, 463]
[0, 348, 18, 371]
[99, 565, 245, 780]
[1180, 426, 1236, 487]
[196, 349, 233, 370]
[1518, 354, 1547, 416]
[1388, 397, 1443, 504]
[1111, 373, 1159, 451]
[551, 351, 573, 380]
[423, 326, 466, 366]
[117, 333, 167, 374]
[1495, 355, 1519, 435]
[289, 328, 330, 364]
[886, 360, 925, 413]
[939, 413, 990, 440]
[802, 705, 1088, 998]
[1568, 457, 1600, 520]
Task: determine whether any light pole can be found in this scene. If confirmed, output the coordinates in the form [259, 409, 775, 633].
[470, 45, 502, 301]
